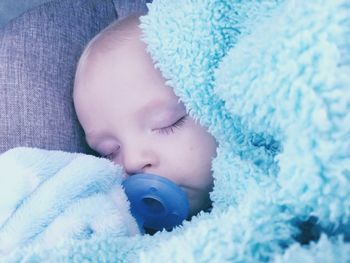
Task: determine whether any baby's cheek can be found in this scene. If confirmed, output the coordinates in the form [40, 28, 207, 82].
[165, 121, 217, 178]
[181, 140, 213, 172]
[193, 129, 218, 158]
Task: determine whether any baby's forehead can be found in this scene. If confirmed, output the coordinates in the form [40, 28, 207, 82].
[89, 16, 142, 54]
[75, 15, 145, 84]
[84, 19, 145, 65]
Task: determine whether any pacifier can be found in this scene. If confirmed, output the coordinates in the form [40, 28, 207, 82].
[122, 173, 189, 233]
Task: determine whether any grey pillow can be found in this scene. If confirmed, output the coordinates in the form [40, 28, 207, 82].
[0, 0, 53, 28]
[0, 0, 139, 154]
[112, 0, 150, 20]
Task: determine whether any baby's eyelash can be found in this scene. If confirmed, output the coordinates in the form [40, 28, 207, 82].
[103, 153, 115, 160]
[158, 115, 188, 135]
[102, 147, 120, 160]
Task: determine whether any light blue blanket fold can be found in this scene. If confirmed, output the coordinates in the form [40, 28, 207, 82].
[0, 147, 139, 258]
[1, 0, 350, 262]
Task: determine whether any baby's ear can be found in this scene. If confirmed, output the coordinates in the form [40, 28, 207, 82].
[0, 0, 117, 154]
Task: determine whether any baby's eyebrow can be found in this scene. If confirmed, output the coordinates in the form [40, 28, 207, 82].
[137, 99, 185, 116]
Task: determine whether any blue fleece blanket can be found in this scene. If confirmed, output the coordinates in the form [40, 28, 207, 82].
[1, 0, 350, 262]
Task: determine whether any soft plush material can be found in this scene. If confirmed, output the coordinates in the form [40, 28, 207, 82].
[0, 148, 139, 256]
[141, 0, 350, 260]
[0, 0, 117, 154]
[1, 0, 349, 262]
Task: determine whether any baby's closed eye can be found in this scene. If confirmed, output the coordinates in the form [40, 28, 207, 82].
[103, 150, 119, 160]
[89, 113, 189, 161]
[154, 114, 188, 135]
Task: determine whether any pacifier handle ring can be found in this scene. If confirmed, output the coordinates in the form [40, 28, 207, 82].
[122, 173, 189, 231]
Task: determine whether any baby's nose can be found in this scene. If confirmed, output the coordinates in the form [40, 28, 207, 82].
[122, 145, 158, 176]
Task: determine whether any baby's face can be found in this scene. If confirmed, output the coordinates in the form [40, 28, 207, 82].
[74, 31, 217, 217]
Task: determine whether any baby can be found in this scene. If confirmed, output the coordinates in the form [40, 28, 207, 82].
[73, 14, 218, 220]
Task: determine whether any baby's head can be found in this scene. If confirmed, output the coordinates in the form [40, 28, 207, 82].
[73, 15, 217, 218]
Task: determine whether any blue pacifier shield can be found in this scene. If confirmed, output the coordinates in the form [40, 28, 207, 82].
[122, 173, 189, 231]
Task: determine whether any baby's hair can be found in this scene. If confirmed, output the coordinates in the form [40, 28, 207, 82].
[74, 13, 145, 90]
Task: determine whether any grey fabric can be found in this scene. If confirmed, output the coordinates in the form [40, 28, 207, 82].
[0, 0, 53, 28]
[113, 0, 150, 20]
[0, 0, 118, 154]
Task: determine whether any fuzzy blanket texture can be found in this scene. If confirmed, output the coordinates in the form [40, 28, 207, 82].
[1, 0, 349, 262]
